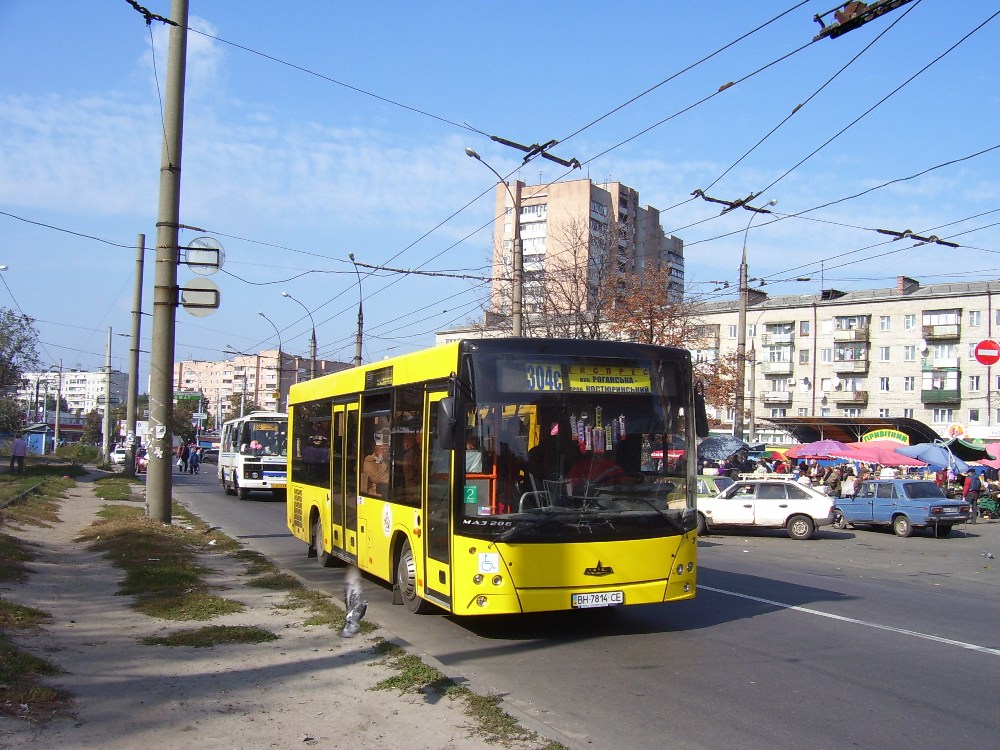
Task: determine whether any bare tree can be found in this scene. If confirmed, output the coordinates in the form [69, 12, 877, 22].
[0, 308, 41, 433]
[602, 266, 704, 347]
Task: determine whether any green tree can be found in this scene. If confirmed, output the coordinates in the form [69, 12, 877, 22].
[81, 410, 103, 444]
[0, 308, 41, 432]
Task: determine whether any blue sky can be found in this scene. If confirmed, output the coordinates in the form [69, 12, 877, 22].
[1, 1, 998, 386]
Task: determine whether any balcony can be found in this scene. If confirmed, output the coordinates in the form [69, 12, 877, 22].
[762, 390, 792, 404]
[833, 358, 869, 374]
[761, 332, 794, 345]
[833, 327, 869, 343]
[760, 361, 794, 376]
[922, 357, 960, 370]
[922, 323, 960, 340]
[834, 390, 868, 406]
[921, 388, 961, 405]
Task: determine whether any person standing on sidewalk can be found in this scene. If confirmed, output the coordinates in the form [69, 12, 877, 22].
[9, 433, 27, 473]
[964, 471, 983, 524]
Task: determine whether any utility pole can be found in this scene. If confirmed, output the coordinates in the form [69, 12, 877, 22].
[103, 327, 113, 462]
[147, 0, 189, 524]
[124, 234, 145, 478]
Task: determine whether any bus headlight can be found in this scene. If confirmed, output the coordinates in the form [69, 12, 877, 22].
[476, 595, 488, 607]
[473, 574, 484, 585]
[492, 575, 503, 586]
[687, 562, 694, 573]
[676, 564, 684, 575]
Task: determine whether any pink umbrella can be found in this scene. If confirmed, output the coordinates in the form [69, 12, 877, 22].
[974, 442, 1000, 469]
[848, 441, 927, 467]
[785, 439, 862, 460]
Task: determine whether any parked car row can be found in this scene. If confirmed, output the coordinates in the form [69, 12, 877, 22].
[696, 475, 971, 540]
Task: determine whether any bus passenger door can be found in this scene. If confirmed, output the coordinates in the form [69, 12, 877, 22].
[423, 391, 453, 608]
[332, 404, 361, 564]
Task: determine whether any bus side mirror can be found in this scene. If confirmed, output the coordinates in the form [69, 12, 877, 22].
[437, 397, 459, 450]
[694, 391, 710, 438]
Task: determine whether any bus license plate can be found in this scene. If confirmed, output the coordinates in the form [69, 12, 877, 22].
[271, 483, 286, 489]
[571, 591, 624, 608]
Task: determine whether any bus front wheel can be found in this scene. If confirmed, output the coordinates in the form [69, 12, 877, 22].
[234, 477, 249, 500]
[395, 539, 433, 614]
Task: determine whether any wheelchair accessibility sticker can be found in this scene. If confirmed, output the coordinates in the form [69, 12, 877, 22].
[478, 553, 499, 574]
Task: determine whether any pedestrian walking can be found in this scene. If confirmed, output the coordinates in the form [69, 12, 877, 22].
[188, 447, 200, 474]
[9, 433, 27, 474]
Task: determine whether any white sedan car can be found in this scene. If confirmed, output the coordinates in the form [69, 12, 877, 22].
[697, 477, 835, 540]
[110, 447, 128, 465]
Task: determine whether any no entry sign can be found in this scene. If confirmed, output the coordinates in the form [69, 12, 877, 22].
[974, 339, 1000, 366]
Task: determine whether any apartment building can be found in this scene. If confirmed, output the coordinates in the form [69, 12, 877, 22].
[694, 276, 1000, 444]
[488, 177, 685, 319]
[18, 368, 127, 420]
[174, 350, 349, 426]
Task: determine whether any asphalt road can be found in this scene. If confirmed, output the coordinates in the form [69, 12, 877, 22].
[170, 468, 1000, 750]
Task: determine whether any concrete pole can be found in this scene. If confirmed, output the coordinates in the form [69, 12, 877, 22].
[54, 361, 61, 451]
[147, 0, 189, 524]
[103, 327, 112, 461]
[124, 234, 145, 477]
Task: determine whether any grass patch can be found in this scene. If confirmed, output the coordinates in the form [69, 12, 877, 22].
[77, 505, 244, 622]
[246, 572, 304, 590]
[371, 639, 455, 695]
[0, 632, 70, 720]
[235, 548, 280, 577]
[369, 638, 561, 748]
[140, 624, 279, 648]
[0, 532, 36, 583]
[93, 476, 142, 502]
[0, 484, 66, 529]
[0, 599, 51, 629]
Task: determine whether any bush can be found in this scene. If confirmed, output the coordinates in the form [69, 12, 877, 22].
[57, 443, 99, 464]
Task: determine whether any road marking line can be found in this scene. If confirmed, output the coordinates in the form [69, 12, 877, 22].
[699, 585, 1000, 656]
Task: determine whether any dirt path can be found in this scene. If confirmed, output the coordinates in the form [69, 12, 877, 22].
[0, 476, 530, 749]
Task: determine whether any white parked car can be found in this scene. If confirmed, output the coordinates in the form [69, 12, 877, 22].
[110, 447, 128, 465]
[697, 477, 835, 540]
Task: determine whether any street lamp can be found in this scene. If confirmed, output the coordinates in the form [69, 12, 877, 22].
[258, 311, 283, 409]
[734, 199, 777, 441]
[281, 291, 316, 380]
[348, 253, 363, 367]
[465, 147, 523, 337]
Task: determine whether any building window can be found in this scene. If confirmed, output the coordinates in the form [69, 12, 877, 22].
[879, 377, 890, 392]
[903, 346, 916, 362]
[903, 376, 915, 392]
[970, 310, 982, 327]
[729, 325, 737, 338]
[821, 348, 833, 363]
[799, 349, 810, 364]
[879, 408, 891, 418]
[843, 408, 862, 417]
[903, 408, 914, 418]
[770, 408, 788, 417]
[747, 324, 756, 338]
[820, 407, 831, 417]
[904, 314, 917, 330]
[969, 375, 981, 392]
[932, 408, 955, 424]
[879, 346, 890, 362]
[970, 408, 981, 423]
[798, 408, 809, 416]
[879, 315, 891, 331]
[799, 320, 810, 336]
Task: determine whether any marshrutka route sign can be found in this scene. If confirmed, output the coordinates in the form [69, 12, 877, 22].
[973, 339, 1000, 366]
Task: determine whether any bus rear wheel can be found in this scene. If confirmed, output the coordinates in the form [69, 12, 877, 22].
[395, 539, 433, 614]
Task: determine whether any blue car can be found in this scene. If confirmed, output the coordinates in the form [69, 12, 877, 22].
[832, 479, 970, 537]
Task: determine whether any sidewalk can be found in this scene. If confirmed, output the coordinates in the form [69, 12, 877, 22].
[0, 474, 539, 749]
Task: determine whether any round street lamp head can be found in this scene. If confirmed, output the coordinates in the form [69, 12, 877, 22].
[281, 291, 290, 298]
[465, 147, 481, 160]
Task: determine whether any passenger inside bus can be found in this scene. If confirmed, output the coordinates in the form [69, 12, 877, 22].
[362, 433, 389, 497]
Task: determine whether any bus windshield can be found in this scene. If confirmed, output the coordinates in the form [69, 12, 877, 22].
[458, 350, 695, 542]
[239, 419, 287, 456]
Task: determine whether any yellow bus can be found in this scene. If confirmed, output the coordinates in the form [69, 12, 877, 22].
[286, 338, 706, 615]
